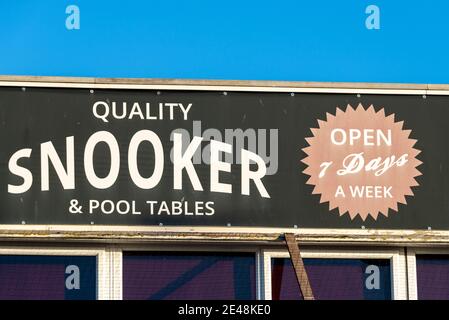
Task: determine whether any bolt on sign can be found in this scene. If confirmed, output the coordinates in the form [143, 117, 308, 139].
[1, 86, 448, 229]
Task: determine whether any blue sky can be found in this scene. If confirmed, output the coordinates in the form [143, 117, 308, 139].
[0, 1, 447, 83]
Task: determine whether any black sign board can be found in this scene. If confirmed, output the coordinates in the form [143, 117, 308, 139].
[0, 86, 446, 229]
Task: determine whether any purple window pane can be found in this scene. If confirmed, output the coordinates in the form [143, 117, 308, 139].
[0, 263, 63, 299]
[123, 252, 256, 300]
[417, 255, 449, 300]
[272, 258, 391, 300]
[0, 255, 96, 300]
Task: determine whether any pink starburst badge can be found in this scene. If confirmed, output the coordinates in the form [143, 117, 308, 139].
[301, 104, 422, 221]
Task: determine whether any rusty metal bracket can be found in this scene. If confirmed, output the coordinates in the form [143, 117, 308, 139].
[284, 233, 315, 300]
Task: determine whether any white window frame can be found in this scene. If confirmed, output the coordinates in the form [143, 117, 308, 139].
[0, 246, 111, 300]
[0, 244, 410, 300]
[406, 247, 449, 300]
[261, 247, 407, 300]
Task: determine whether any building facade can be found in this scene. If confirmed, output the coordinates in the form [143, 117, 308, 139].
[0, 76, 448, 300]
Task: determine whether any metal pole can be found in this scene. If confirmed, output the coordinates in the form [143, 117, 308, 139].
[284, 233, 315, 300]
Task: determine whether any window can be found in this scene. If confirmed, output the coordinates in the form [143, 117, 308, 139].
[0, 245, 407, 300]
[263, 248, 405, 300]
[122, 252, 256, 300]
[0, 255, 96, 300]
[271, 258, 391, 300]
[409, 249, 449, 300]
